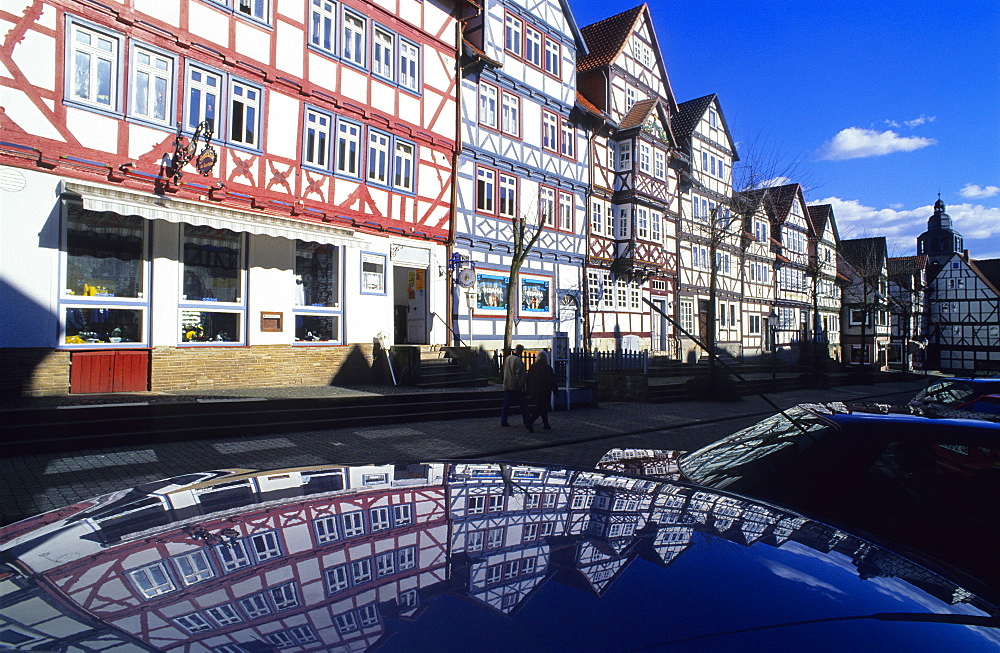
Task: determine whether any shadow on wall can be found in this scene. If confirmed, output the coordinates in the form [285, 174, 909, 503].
[330, 343, 379, 386]
[0, 279, 58, 398]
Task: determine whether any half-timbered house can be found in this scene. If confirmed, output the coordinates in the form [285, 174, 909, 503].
[673, 94, 740, 360]
[576, 6, 681, 353]
[447, 462, 571, 614]
[454, 0, 590, 351]
[917, 199, 1000, 373]
[886, 255, 927, 371]
[1, 0, 463, 395]
[735, 191, 776, 358]
[839, 237, 892, 368]
[806, 204, 842, 362]
[2, 463, 449, 650]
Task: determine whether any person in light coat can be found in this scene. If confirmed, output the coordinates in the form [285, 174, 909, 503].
[500, 344, 532, 431]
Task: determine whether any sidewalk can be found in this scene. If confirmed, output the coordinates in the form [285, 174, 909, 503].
[0, 377, 931, 526]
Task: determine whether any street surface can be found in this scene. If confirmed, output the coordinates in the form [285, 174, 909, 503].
[0, 378, 928, 526]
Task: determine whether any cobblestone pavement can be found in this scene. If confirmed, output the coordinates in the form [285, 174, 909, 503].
[0, 377, 932, 526]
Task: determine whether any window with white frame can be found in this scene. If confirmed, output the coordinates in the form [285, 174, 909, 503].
[544, 38, 560, 76]
[617, 207, 630, 238]
[398, 546, 417, 570]
[639, 142, 651, 174]
[376, 551, 395, 577]
[654, 149, 665, 179]
[587, 273, 599, 308]
[399, 39, 420, 91]
[637, 207, 649, 239]
[128, 562, 175, 599]
[185, 65, 221, 132]
[336, 118, 361, 176]
[488, 494, 504, 512]
[560, 119, 575, 158]
[367, 129, 390, 185]
[358, 604, 379, 627]
[176, 613, 212, 633]
[680, 299, 694, 333]
[265, 631, 295, 647]
[525, 27, 541, 66]
[373, 27, 394, 79]
[498, 173, 517, 218]
[327, 565, 350, 593]
[467, 495, 486, 514]
[400, 588, 418, 608]
[342, 11, 366, 67]
[343, 510, 366, 537]
[207, 604, 242, 627]
[370, 506, 391, 531]
[68, 20, 121, 111]
[504, 14, 522, 57]
[559, 192, 573, 231]
[617, 141, 632, 171]
[525, 492, 540, 509]
[480, 83, 498, 128]
[501, 91, 520, 136]
[174, 550, 214, 585]
[651, 211, 662, 243]
[314, 516, 339, 544]
[239, 593, 272, 618]
[749, 314, 761, 334]
[393, 139, 415, 192]
[352, 559, 372, 584]
[309, 0, 336, 52]
[542, 111, 558, 151]
[304, 107, 332, 169]
[467, 530, 485, 551]
[591, 201, 603, 234]
[630, 283, 640, 310]
[270, 583, 299, 610]
[393, 504, 413, 526]
[539, 187, 555, 226]
[229, 79, 260, 147]
[250, 531, 281, 561]
[231, 0, 268, 22]
[625, 85, 637, 111]
[523, 522, 539, 542]
[215, 540, 251, 571]
[130, 45, 173, 124]
[476, 167, 495, 213]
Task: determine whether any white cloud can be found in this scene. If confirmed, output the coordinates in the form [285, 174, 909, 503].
[810, 196, 1000, 258]
[959, 183, 1000, 199]
[817, 127, 936, 160]
[759, 559, 846, 598]
[904, 115, 936, 128]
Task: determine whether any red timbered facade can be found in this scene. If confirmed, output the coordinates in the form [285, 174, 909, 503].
[0, 0, 463, 395]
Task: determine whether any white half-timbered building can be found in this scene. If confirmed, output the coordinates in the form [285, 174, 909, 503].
[454, 0, 590, 350]
[806, 204, 842, 362]
[0, 464, 449, 651]
[735, 192, 776, 357]
[886, 255, 927, 371]
[839, 237, 892, 368]
[917, 198, 1000, 373]
[447, 463, 571, 614]
[0, 0, 463, 396]
[673, 94, 740, 360]
[577, 5, 681, 353]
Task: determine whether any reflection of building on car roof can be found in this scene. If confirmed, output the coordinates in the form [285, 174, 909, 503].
[909, 377, 1000, 415]
[2, 460, 996, 651]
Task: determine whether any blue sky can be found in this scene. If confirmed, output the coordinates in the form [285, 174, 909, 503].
[570, 0, 1000, 259]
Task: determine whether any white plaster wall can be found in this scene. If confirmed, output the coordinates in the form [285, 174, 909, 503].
[187, 3, 231, 48]
[248, 235, 294, 345]
[342, 241, 393, 344]
[235, 20, 271, 62]
[0, 167, 61, 347]
[66, 107, 122, 153]
[134, 0, 179, 26]
[275, 20, 304, 79]
[266, 92, 300, 160]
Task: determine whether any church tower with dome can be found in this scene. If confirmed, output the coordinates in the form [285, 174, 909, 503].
[916, 197, 964, 275]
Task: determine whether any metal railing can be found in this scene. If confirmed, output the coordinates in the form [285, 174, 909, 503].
[493, 349, 648, 383]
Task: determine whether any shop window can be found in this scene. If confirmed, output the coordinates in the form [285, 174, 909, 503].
[294, 239, 342, 342]
[62, 207, 148, 346]
[181, 225, 244, 344]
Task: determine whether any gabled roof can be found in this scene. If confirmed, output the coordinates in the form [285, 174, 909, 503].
[575, 91, 607, 120]
[887, 255, 927, 278]
[672, 94, 739, 161]
[577, 6, 645, 72]
[738, 183, 807, 226]
[619, 98, 659, 130]
[577, 4, 677, 112]
[839, 237, 888, 278]
[806, 204, 840, 243]
[970, 258, 1000, 295]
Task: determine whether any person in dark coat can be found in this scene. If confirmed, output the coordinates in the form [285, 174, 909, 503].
[500, 344, 531, 430]
[527, 350, 559, 430]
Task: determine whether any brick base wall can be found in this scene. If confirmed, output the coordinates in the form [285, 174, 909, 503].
[0, 348, 72, 396]
[1, 345, 377, 396]
[149, 344, 377, 392]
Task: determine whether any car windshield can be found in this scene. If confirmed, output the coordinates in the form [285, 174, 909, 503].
[914, 380, 981, 406]
[677, 405, 835, 489]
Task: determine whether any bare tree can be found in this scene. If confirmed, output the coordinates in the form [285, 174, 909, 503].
[502, 204, 550, 354]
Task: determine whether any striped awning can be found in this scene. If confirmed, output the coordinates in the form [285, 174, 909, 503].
[61, 178, 368, 248]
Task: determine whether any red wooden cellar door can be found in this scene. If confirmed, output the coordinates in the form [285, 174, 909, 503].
[70, 350, 150, 394]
